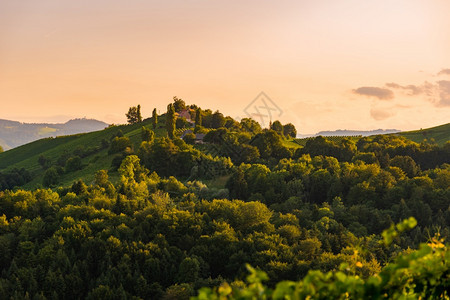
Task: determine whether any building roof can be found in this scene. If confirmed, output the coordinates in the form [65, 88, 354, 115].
[178, 109, 192, 121]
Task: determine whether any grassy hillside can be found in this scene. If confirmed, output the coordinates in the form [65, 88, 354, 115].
[396, 123, 450, 146]
[0, 116, 168, 189]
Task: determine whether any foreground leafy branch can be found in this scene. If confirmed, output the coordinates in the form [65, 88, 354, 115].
[193, 218, 449, 299]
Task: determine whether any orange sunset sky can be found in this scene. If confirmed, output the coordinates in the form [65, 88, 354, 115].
[1, 0, 449, 133]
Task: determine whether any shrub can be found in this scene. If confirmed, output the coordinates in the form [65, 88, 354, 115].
[43, 167, 59, 187]
[109, 137, 132, 154]
[65, 156, 83, 173]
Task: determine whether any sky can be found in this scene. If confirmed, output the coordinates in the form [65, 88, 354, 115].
[1, 0, 449, 134]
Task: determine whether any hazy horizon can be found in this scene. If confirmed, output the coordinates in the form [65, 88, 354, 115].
[0, 114, 409, 136]
[1, 0, 449, 134]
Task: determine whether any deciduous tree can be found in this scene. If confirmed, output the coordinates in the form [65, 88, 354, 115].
[126, 105, 142, 124]
[173, 96, 186, 112]
[211, 111, 226, 129]
[43, 167, 59, 187]
[283, 123, 297, 138]
[271, 120, 283, 135]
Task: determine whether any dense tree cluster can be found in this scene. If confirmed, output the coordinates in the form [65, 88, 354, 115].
[226, 155, 449, 237]
[193, 220, 449, 299]
[138, 137, 232, 178]
[0, 160, 376, 298]
[0, 168, 31, 191]
[270, 120, 297, 138]
[0, 146, 448, 298]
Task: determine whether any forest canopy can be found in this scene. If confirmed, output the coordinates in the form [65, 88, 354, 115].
[0, 101, 448, 299]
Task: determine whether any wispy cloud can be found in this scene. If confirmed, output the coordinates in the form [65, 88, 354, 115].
[353, 87, 394, 100]
[437, 69, 450, 76]
[386, 80, 449, 106]
[353, 68, 450, 121]
[385, 82, 422, 96]
[385, 81, 436, 97]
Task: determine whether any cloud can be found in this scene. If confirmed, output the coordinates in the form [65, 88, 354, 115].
[354, 68, 450, 108]
[353, 87, 394, 100]
[370, 108, 394, 120]
[385, 82, 423, 96]
[438, 69, 450, 76]
[437, 80, 450, 106]
[386, 81, 443, 104]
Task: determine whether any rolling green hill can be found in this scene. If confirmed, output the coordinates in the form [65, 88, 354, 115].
[0, 116, 168, 189]
[1, 119, 448, 190]
[396, 123, 450, 146]
[293, 123, 450, 147]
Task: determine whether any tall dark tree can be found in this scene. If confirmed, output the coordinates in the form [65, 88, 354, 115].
[137, 105, 142, 122]
[152, 108, 158, 129]
[166, 103, 176, 139]
[283, 123, 297, 138]
[211, 111, 226, 129]
[126, 105, 143, 124]
[173, 96, 186, 112]
[195, 108, 202, 126]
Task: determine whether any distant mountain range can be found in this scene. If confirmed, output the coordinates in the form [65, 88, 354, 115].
[298, 129, 401, 138]
[0, 118, 109, 150]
